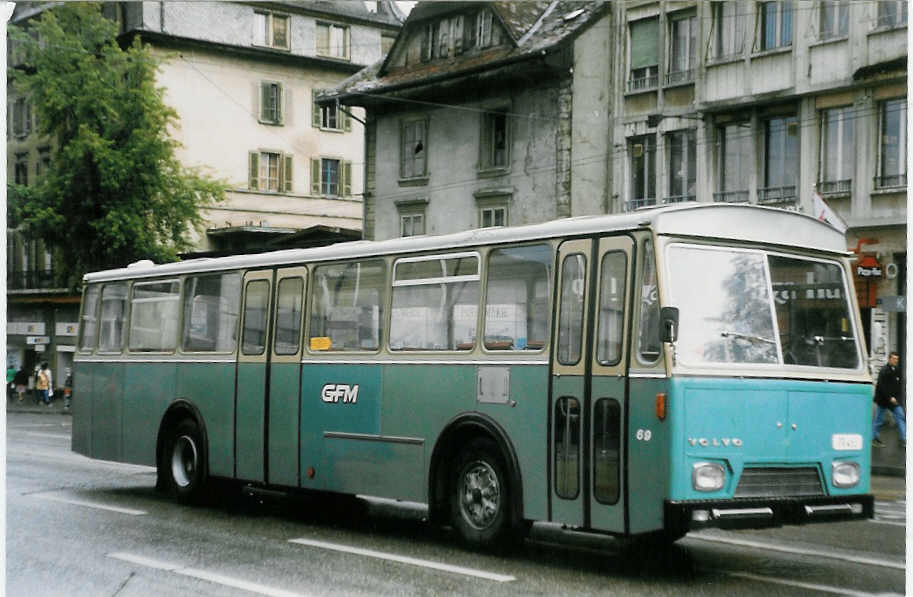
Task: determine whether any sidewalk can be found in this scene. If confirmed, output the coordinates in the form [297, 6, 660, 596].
[6, 394, 71, 415]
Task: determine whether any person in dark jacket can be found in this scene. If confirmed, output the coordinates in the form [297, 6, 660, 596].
[873, 351, 905, 448]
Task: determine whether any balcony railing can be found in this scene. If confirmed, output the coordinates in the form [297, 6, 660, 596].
[626, 198, 657, 211]
[817, 179, 852, 195]
[757, 186, 797, 205]
[662, 194, 696, 204]
[713, 190, 750, 203]
[874, 174, 906, 189]
[627, 75, 658, 93]
[7, 269, 66, 291]
[664, 69, 694, 86]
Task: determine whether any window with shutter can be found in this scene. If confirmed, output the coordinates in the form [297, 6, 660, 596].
[311, 159, 321, 195]
[343, 161, 352, 196]
[283, 155, 293, 192]
[628, 18, 659, 91]
[249, 152, 259, 190]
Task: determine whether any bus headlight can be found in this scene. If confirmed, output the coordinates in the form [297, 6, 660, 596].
[832, 461, 860, 488]
[692, 462, 725, 492]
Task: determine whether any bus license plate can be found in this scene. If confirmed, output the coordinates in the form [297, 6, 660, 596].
[831, 434, 863, 451]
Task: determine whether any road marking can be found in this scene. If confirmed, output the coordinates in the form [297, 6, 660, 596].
[688, 533, 905, 570]
[108, 552, 315, 597]
[13, 423, 70, 428]
[25, 432, 69, 439]
[33, 493, 147, 516]
[288, 538, 516, 582]
[724, 571, 903, 596]
[871, 519, 907, 527]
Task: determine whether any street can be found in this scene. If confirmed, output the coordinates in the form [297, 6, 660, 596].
[7, 411, 907, 597]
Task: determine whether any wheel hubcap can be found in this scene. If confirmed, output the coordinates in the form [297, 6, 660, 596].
[171, 435, 198, 488]
[459, 461, 500, 530]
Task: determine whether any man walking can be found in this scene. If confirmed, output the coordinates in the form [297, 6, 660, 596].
[873, 351, 905, 448]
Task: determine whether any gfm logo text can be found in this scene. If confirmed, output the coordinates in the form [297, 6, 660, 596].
[321, 384, 359, 404]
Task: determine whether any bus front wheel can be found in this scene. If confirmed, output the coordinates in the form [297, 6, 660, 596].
[451, 438, 510, 546]
[165, 419, 207, 503]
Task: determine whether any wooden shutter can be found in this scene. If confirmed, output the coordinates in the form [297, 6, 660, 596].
[284, 87, 293, 126]
[312, 90, 321, 128]
[343, 106, 352, 132]
[345, 26, 351, 60]
[343, 161, 352, 196]
[275, 83, 283, 124]
[260, 82, 269, 121]
[249, 151, 259, 190]
[283, 155, 293, 192]
[311, 158, 321, 195]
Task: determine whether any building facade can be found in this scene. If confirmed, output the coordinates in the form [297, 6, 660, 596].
[6, 1, 403, 385]
[331, 0, 906, 368]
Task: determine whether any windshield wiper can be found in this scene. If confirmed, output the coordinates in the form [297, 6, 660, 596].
[720, 330, 777, 345]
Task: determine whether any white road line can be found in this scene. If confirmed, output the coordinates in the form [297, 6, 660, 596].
[288, 538, 516, 582]
[724, 571, 904, 597]
[688, 533, 905, 571]
[871, 519, 907, 527]
[108, 552, 315, 597]
[25, 432, 70, 439]
[13, 423, 70, 428]
[33, 493, 147, 516]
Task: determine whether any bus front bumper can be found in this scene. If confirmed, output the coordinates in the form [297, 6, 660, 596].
[665, 494, 874, 532]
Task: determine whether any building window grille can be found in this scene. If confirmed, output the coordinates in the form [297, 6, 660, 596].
[666, 130, 696, 203]
[711, 1, 745, 60]
[715, 122, 751, 202]
[760, 115, 798, 204]
[628, 135, 656, 210]
[667, 12, 696, 85]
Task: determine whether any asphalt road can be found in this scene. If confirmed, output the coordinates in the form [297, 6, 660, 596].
[6, 412, 907, 596]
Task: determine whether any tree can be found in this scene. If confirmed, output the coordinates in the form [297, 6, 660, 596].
[8, 3, 226, 288]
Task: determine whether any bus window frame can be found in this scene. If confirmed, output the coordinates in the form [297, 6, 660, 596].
[306, 257, 387, 355]
[77, 283, 102, 354]
[127, 278, 183, 355]
[179, 271, 242, 356]
[481, 242, 553, 355]
[389, 250, 482, 353]
[96, 281, 130, 356]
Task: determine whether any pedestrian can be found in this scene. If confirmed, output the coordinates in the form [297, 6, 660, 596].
[12, 367, 28, 402]
[873, 351, 905, 448]
[6, 365, 15, 400]
[35, 362, 53, 407]
[63, 369, 73, 411]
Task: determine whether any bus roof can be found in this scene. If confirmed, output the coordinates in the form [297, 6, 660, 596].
[84, 204, 849, 283]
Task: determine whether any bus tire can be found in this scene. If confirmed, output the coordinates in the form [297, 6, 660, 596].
[165, 419, 208, 504]
[451, 438, 511, 547]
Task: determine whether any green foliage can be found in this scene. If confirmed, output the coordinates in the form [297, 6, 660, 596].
[8, 3, 226, 288]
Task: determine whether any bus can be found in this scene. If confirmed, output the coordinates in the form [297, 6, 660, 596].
[72, 203, 874, 546]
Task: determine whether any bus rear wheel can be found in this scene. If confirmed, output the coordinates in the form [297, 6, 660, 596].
[451, 439, 510, 547]
[165, 419, 207, 503]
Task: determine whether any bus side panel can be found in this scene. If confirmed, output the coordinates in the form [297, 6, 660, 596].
[176, 362, 237, 478]
[71, 363, 94, 457]
[268, 362, 301, 487]
[299, 364, 387, 495]
[91, 361, 125, 462]
[475, 364, 550, 521]
[382, 364, 476, 503]
[626, 377, 671, 534]
[121, 362, 176, 466]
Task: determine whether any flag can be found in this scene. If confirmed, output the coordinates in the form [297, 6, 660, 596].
[811, 189, 848, 234]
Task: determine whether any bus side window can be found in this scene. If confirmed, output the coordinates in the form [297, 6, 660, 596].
[98, 283, 128, 353]
[636, 239, 661, 364]
[556, 253, 586, 365]
[78, 285, 101, 352]
[275, 277, 304, 355]
[484, 244, 552, 351]
[309, 259, 385, 352]
[593, 398, 620, 504]
[242, 280, 270, 356]
[390, 254, 480, 351]
[597, 252, 626, 365]
[182, 273, 241, 353]
[129, 280, 181, 352]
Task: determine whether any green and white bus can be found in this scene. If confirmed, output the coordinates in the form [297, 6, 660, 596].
[73, 203, 874, 546]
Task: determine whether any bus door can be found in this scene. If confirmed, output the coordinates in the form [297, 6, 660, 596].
[267, 268, 307, 487]
[550, 236, 632, 532]
[236, 270, 273, 482]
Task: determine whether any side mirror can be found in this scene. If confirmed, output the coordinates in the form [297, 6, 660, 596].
[660, 306, 679, 344]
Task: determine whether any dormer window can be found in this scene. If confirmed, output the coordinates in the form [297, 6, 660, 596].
[420, 9, 503, 63]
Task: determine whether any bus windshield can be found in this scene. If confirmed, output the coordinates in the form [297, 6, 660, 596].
[666, 244, 860, 369]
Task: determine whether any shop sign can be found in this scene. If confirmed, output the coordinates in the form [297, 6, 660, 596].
[8, 322, 45, 336]
[56, 323, 79, 337]
[26, 336, 51, 345]
[35, 345, 46, 353]
[855, 255, 882, 278]
[877, 295, 906, 313]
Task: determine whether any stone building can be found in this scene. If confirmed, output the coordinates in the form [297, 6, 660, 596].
[6, 1, 403, 383]
[328, 0, 907, 366]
